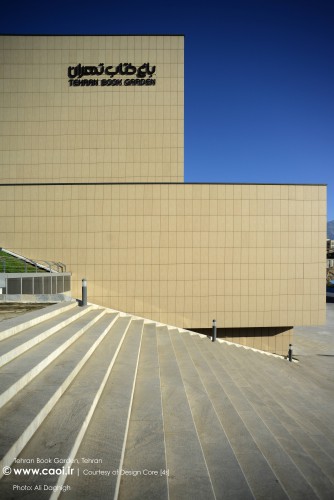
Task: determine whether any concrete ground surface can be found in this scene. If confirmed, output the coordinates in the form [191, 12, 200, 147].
[0, 303, 49, 322]
[0, 302, 333, 499]
[294, 303, 334, 356]
[294, 303, 334, 392]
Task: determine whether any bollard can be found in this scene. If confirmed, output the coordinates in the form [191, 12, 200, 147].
[288, 344, 293, 362]
[81, 278, 87, 306]
[212, 319, 217, 342]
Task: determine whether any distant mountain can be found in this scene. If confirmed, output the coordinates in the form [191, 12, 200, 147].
[328, 220, 334, 239]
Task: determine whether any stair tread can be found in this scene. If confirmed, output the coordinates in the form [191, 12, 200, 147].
[0, 309, 110, 404]
[0, 307, 332, 499]
[170, 330, 254, 500]
[182, 333, 289, 499]
[241, 386, 334, 488]
[0, 305, 93, 367]
[243, 372, 334, 480]
[196, 335, 334, 497]
[63, 319, 143, 499]
[0, 315, 127, 474]
[156, 326, 215, 500]
[211, 340, 334, 441]
[0, 301, 76, 339]
[119, 322, 168, 500]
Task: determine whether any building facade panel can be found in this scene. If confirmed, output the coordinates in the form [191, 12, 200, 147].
[0, 35, 327, 356]
[0, 183, 326, 334]
[0, 35, 184, 183]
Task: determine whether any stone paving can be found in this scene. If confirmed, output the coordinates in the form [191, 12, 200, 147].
[294, 303, 334, 357]
[0, 303, 49, 322]
[0, 303, 333, 499]
[294, 303, 334, 392]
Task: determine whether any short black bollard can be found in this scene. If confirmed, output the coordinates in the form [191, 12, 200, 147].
[288, 344, 293, 362]
[81, 278, 87, 306]
[212, 319, 217, 342]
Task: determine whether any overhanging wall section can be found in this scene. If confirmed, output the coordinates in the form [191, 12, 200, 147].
[0, 183, 326, 330]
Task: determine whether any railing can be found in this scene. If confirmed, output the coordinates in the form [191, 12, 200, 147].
[0, 273, 71, 295]
[34, 260, 66, 272]
[0, 248, 66, 274]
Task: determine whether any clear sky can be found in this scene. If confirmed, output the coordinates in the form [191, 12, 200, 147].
[2, 0, 333, 220]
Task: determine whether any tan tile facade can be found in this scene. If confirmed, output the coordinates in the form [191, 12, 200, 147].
[0, 36, 327, 355]
[0, 35, 184, 183]
[0, 183, 326, 336]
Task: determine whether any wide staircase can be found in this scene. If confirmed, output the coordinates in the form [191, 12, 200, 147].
[0, 302, 334, 499]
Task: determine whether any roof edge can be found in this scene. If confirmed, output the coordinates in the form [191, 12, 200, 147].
[0, 182, 327, 187]
[0, 33, 185, 37]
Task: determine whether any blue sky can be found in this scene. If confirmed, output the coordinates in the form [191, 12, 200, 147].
[2, 0, 333, 220]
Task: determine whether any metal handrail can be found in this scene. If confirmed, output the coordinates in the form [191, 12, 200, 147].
[0, 248, 66, 274]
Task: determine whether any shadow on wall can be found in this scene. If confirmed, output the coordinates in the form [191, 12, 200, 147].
[189, 326, 293, 356]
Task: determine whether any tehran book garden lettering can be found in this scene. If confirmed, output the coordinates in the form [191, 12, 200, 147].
[68, 63, 156, 87]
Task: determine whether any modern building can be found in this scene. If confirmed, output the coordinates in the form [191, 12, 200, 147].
[0, 35, 327, 354]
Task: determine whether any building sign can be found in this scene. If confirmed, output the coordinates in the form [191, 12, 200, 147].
[68, 63, 156, 87]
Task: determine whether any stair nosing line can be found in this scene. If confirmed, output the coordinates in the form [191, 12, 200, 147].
[0, 311, 120, 480]
[162, 328, 217, 499]
[168, 328, 217, 500]
[189, 336, 319, 499]
[0, 301, 77, 341]
[182, 339, 264, 498]
[0, 305, 94, 368]
[178, 332, 255, 499]
[212, 346, 334, 488]
[157, 327, 170, 500]
[0, 309, 107, 410]
[113, 320, 144, 500]
[49, 315, 133, 500]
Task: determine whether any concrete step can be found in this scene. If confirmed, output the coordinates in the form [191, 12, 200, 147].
[239, 356, 334, 482]
[241, 385, 334, 492]
[156, 326, 215, 500]
[207, 339, 251, 375]
[0, 300, 77, 341]
[181, 332, 289, 499]
[198, 337, 334, 497]
[119, 322, 169, 500]
[0, 309, 113, 410]
[0, 315, 133, 498]
[0, 305, 332, 499]
[224, 345, 334, 457]
[169, 329, 253, 499]
[187, 336, 258, 390]
[0, 313, 126, 480]
[0, 304, 94, 368]
[62, 319, 143, 499]
[279, 366, 334, 434]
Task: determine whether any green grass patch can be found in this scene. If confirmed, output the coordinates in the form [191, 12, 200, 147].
[0, 250, 41, 273]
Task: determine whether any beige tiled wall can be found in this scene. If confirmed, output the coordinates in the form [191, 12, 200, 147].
[0, 183, 326, 333]
[0, 35, 184, 183]
[0, 35, 327, 356]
